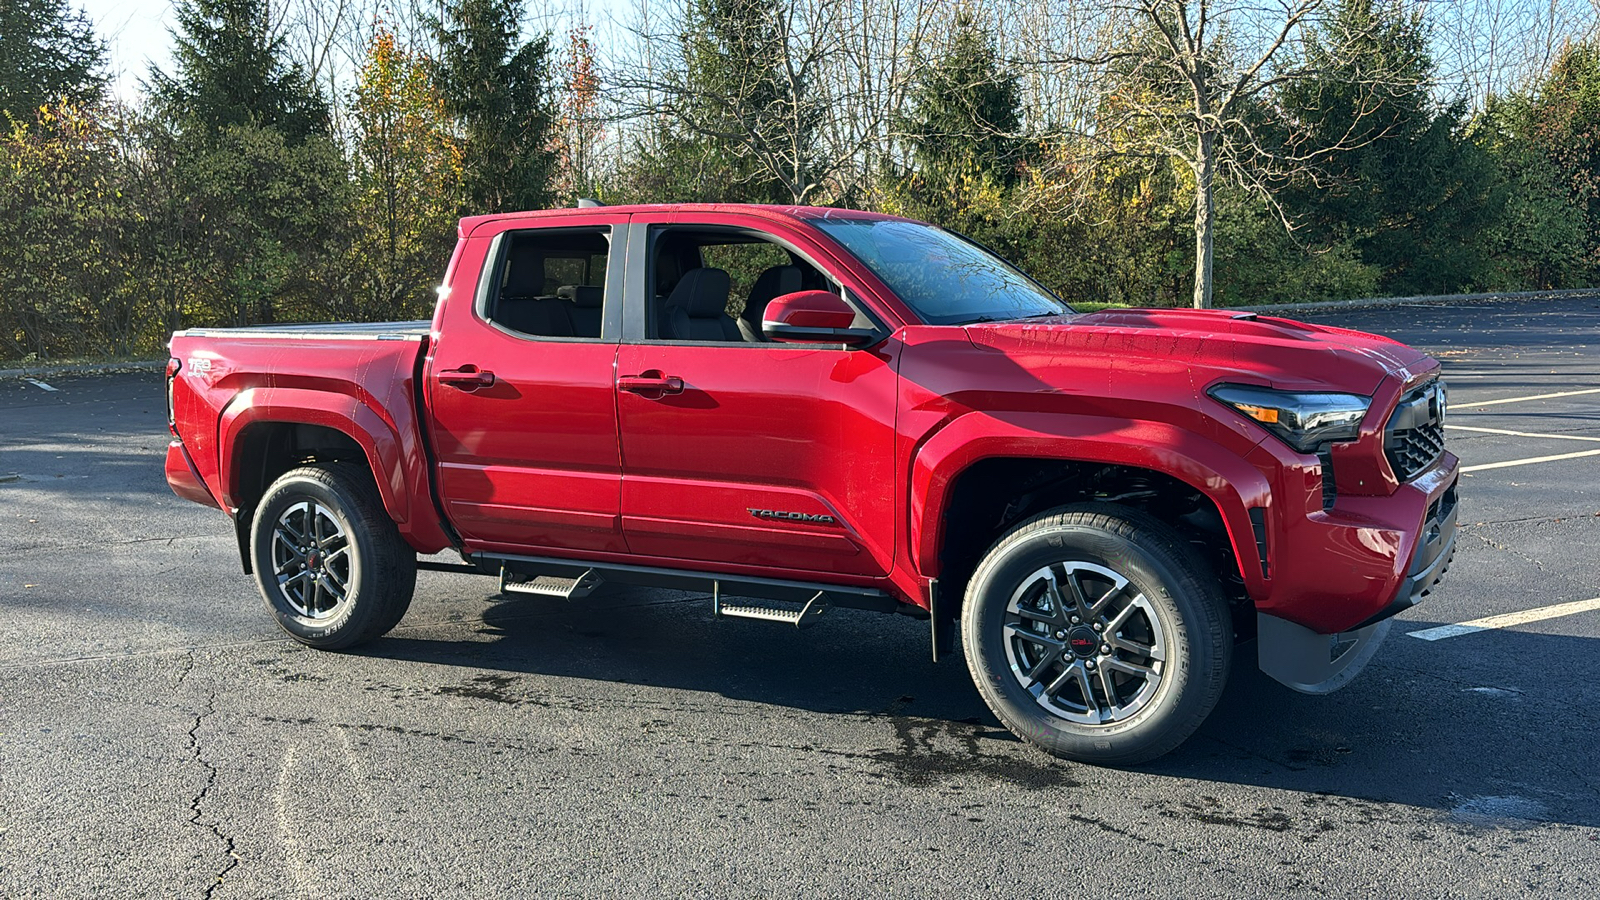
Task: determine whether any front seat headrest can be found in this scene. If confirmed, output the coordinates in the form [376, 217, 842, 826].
[665, 268, 731, 318]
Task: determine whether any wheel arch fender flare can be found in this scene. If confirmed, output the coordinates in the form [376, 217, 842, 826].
[216, 387, 450, 552]
[908, 410, 1271, 592]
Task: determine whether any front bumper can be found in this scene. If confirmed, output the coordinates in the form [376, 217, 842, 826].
[1354, 477, 1458, 629]
[1247, 438, 1459, 635]
[1254, 453, 1458, 693]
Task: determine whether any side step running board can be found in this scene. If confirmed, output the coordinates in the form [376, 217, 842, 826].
[713, 586, 829, 629]
[498, 566, 603, 600]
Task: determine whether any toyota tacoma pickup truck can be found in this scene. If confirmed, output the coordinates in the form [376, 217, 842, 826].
[165, 203, 1457, 764]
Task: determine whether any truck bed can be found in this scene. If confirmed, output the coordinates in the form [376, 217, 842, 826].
[173, 320, 431, 340]
[166, 321, 449, 552]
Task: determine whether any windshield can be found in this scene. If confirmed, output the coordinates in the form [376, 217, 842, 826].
[814, 218, 1072, 325]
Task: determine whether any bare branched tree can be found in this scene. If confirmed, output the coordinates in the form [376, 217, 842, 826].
[1428, 0, 1598, 105]
[1028, 0, 1421, 308]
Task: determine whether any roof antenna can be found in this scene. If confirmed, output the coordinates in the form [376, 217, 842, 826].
[576, 198, 604, 208]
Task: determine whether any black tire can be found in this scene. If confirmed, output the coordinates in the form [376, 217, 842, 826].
[960, 503, 1231, 766]
[249, 463, 417, 650]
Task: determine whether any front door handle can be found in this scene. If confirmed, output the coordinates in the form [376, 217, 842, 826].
[439, 365, 496, 391]
[618, 371, 685, 397]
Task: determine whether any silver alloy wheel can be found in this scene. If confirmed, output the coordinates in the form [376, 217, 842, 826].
[270, 500, 352, 619]
[1002, 561, 1169, 725]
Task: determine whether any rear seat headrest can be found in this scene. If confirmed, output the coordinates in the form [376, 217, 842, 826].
[502, 255, 544, 299]
[557, 285, 603, 308]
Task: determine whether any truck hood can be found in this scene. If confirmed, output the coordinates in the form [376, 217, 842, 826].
[964, 308, 1439, 397]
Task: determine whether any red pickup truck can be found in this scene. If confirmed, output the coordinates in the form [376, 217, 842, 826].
[164, 203, 1457, 764]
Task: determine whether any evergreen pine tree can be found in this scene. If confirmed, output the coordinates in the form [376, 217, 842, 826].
[141, 0, 346, 327]
[1279, 0, 1493, 294]
[680, 0, 796, 202]
[431, 0, 559, 212]
[1519, 40, 1600, 281]
[902, 10, 1021, 185]
[887, 11, 1024, 252]
[0, 0, 107, 121]
[148, 0, 329, 142]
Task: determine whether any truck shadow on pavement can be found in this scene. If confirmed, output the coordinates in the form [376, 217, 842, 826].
[365, 587, 1600, 830]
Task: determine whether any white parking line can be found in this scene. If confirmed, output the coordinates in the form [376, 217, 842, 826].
[1409, 597, 1600, 641]
[23, 379, 57, 392]
[1445, 424, 1600, 443]
[1452, 387, 1600, 409]
[1461, 448, 1600, 473]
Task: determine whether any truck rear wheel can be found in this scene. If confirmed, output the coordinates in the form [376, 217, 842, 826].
[960, 503, 1231, 765]
[250, 463, 417, 650]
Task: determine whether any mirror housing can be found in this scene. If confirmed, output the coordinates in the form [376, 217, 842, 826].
[761, 290, 878, 346]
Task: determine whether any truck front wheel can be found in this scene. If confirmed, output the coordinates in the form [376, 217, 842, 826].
[249, 464, 417, 650]
[961, 503, 1232, 765]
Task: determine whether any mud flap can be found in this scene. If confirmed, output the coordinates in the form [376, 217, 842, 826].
[1257, 612, 1392, 694]
[234, 507, 253, 575]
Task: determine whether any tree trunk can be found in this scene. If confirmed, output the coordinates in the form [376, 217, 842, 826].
[1192, 129, 1217, 310]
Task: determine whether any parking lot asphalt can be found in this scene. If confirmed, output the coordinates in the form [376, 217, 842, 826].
[2, 295, 1598, 898]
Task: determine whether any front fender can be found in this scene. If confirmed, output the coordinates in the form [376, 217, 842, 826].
[908, 410, 1271, 596]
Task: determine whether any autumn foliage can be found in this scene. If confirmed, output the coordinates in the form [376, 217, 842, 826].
[4, 0, 1600, 359]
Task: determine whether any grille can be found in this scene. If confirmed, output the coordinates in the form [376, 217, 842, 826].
[1385, 381, 1447, 483]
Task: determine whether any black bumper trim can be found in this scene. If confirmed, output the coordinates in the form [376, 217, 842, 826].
[1353, 480, 1459, 630]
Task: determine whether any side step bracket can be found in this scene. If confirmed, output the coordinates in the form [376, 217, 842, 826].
[713, 584, 830, 629]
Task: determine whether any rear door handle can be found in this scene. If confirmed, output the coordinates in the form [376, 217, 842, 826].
[439, 366, 496, 391]
[618, 371, 684, 396]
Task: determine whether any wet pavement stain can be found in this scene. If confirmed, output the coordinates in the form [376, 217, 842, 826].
[429, 674, 594, 712]
[436, 673, 523, 704]
[252, 714, 557, 753]
[826, 715, 1078, 790]
[1160, 797, 1294, 832]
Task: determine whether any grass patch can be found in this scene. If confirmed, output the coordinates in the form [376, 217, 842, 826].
[0, 354, 165, 373]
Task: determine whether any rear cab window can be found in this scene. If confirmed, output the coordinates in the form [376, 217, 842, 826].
[481, 227, 612, 340]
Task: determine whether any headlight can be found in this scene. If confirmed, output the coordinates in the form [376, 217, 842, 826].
[1207, 383, 1370, 453]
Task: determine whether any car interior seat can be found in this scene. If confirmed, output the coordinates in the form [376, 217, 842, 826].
[661, 268, 740, 342]
[495, 254, 573, 337]
[738, 265, 802, 342]
[558, 285, 603, 338]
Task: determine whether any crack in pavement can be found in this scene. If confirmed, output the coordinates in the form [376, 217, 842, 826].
[179, 654, 240, 900]
[1, 534, 212, 556]
[1462, 514, 1600, 527]
[1466, 530, 1546, 569]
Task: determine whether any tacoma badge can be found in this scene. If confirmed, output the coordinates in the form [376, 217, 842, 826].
[748, 508, 836, 525]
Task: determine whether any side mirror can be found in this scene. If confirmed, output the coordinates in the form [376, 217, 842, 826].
[762, 290, 878, 346]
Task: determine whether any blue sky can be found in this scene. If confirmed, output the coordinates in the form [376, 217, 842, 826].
[75, 0, 1592, 107]
[81, 0, 175, 97]
[78, 0, 622, 100]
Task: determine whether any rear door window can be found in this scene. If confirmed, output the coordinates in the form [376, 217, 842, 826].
[485, 228, 612, 339]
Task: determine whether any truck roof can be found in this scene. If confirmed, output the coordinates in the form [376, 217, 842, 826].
[457, 203, 907, 237]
